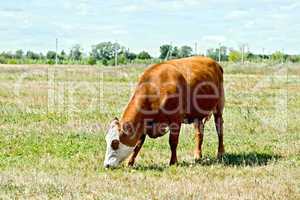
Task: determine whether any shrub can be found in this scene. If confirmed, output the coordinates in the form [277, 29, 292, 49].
[87, 56, 97, 65]
[8, 59, 17, 64]
[47, 59, 55, 65]
[0, 56, 7, 64]
[102, 59, 109, 66]
[118, 54, 128, 65]
[229, 51, 242, 62]
[290, 55, 300, 63]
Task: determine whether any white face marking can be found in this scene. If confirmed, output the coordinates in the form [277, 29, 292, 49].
[103, 120, 134, 168]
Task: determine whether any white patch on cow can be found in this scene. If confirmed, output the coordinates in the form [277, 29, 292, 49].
[103, 120, 134, 168]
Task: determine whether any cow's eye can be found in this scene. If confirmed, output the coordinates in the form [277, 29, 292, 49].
[111, 139, 119, 150]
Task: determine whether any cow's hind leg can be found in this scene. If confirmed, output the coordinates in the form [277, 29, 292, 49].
[215, 83, 225, 159]
[169, 123, 181, 165]
[214, 101, 225, 159]
[194, 120, 204, 161]
[214, 112, 224, 158]
[127, 134, 146, 166]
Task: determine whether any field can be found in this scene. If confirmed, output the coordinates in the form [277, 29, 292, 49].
[0, 63, 299, 199]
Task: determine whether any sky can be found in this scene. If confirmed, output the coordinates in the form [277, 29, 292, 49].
[0, 0, 299, 56]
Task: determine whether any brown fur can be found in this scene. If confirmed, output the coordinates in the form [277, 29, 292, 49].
[118, 56, 225, 165]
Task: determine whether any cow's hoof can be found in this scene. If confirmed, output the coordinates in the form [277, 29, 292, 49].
[217, 152, 225, 159]
[169, 159, 178, 166]
[194, 151, 202, 162]
[127, 161, 135, 167]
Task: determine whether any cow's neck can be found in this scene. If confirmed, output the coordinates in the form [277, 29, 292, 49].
[119, 94, 146, 147]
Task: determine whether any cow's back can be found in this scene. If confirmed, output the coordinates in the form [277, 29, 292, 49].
[137, 56, 224, 124]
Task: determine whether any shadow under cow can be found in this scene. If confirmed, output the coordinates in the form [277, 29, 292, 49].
[198, 152, 281, 166]
[133, 152, 281, 171]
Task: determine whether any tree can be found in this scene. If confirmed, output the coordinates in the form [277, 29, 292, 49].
[228, 50, 242, 62]
[59, 50, 67, 61]
[26, 51, 40, 60]
[46, 51, 56, 60]
[206, 46, 228, 61]
[207, 48, 218, 60]
[39, 53, 45, 60]
[1, 52, 14, 59]
[137, 51, 151, 60]
[70, 44, 83, 60]
[15, 49, 23, 59]
[271, 51, 284, 61]
[159, 44, 172, 59]
[246, 52, 257, 62]
[220, 46, 228, 61]
[179, 46, 193, 58]
[91, 42, 120, 61]
[171, 46, 180, 58]
[125, 52, 137, 61]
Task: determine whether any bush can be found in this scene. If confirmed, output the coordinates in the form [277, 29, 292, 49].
[290, 55, 300, 63]
[271, 51, 284, 61]
[8, 59, 17, 64]
[118, 54, 128, 65]
[102, 59, 109, 66]
[228, 51, 242, 62]
[47, 59, 55, 65]
[0, 56, 7, 64]
[108, 59, 116, 66]
[87, 56, 97, 65]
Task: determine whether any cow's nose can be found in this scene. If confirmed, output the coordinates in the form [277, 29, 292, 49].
[104, 164, 110, 168]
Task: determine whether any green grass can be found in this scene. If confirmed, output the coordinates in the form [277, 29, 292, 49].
[0, 63, 299, 199]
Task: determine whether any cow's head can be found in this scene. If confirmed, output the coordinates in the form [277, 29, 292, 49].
[103, 118, 134, 168]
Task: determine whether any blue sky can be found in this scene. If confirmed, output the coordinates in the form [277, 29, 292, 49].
[0, 0, 299, 56]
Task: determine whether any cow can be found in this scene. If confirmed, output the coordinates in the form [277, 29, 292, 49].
[104, 56, 225, 168]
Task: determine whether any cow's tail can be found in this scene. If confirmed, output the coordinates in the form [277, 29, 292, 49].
[216, 62, 224, 115]
[219, 65, 224, 74]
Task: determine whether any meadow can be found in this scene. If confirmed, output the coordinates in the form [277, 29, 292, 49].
[0, 62, 299, 199]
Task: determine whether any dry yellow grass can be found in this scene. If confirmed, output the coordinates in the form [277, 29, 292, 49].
[0, 63, 299, 199]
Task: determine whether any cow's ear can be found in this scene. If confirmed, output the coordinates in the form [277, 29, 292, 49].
[110, 118, 120, 127]
[122, 122, 133, 135]
[111, 139, 119, 150]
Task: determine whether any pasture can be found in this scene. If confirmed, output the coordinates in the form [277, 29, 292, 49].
[0, 63, 299, 199]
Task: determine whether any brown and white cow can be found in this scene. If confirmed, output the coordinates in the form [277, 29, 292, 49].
[104, 56, 225, 168]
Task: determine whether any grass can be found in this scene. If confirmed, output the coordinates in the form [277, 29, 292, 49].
[0, 63, 299, 199]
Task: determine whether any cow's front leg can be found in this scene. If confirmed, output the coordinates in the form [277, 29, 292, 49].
[127, 134, 146, 166]
[194, 120, 204, 161]
[169, 123, 181, 165]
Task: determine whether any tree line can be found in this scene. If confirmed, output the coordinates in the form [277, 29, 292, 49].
[205, 46, 300, 63]
[0, 42, 154, 65]
[0, 42, 299, 65]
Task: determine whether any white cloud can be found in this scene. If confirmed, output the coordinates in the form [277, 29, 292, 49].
[280, 2, 300, 11]
[116, 0, 208, 13]
[244, 20, 255, 28]
[202, 35, 227, 44]
[62, 0, 94, 16]
[120, 5, 145, 13]
[0, 0, 299, 55]
[52, 22, 127, 35]
[76, 0, 90, 16]
[225, 10, 249, 20]
[111, 29, 128, 35]
[0, 8, 33, 29]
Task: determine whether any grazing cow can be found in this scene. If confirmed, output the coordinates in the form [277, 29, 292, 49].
[104, 56, 225, 168]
